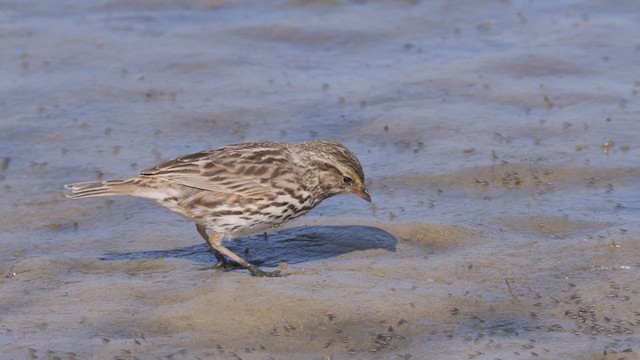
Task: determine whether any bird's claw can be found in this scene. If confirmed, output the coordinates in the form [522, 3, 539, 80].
[247, 264, 282, 277]
[212, 260, 235, 271]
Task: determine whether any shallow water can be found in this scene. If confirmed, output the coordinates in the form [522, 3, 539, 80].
[1, 0, 640, 359]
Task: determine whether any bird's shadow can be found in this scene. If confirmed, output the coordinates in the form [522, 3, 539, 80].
[100, 225, 397, 267]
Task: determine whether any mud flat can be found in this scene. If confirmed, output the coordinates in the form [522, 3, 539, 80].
[2, 0, 639, 359]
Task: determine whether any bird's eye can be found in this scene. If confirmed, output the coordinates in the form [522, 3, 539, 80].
[343, 176, 354, 184]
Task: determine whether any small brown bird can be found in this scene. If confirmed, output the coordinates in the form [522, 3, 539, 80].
[65, 140, 370, 276]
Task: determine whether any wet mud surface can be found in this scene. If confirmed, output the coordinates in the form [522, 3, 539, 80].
[1, 1, 640, 359]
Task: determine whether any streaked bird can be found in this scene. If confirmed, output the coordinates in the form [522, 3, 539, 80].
[65, 140, 370, 276]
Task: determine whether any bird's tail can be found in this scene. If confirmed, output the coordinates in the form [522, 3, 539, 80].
[65, 179, 133, 199]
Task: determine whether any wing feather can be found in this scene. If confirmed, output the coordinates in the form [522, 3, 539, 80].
[139, 145, 287, 199]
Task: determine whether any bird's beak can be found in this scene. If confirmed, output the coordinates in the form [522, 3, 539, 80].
[350, 186, 371, 202]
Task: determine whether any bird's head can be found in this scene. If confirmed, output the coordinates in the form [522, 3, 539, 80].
[300, 140, 371, 202]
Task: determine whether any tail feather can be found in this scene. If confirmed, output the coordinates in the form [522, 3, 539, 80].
[65, 180, 129, 199]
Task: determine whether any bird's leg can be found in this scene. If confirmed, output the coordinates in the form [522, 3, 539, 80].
[206, 231, 281, 277]
[196, 224, 231, 269]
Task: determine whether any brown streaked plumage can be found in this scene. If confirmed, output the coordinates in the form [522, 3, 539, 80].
[65, 140, 370, 277]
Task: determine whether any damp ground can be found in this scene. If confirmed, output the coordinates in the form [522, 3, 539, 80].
[1, 1, 640, 359]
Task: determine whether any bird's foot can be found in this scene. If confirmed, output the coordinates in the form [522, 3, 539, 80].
[212, 260, 234, 270]
[199, 263, 238, 272]
[247, 263, 282, 277]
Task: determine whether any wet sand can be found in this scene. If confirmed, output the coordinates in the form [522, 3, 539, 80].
[1, 1, 640, 359]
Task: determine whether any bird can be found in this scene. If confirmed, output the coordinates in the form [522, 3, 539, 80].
[65, 140, 371, 277]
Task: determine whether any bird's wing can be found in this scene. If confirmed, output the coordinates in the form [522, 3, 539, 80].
[139, 149, 279, 199]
